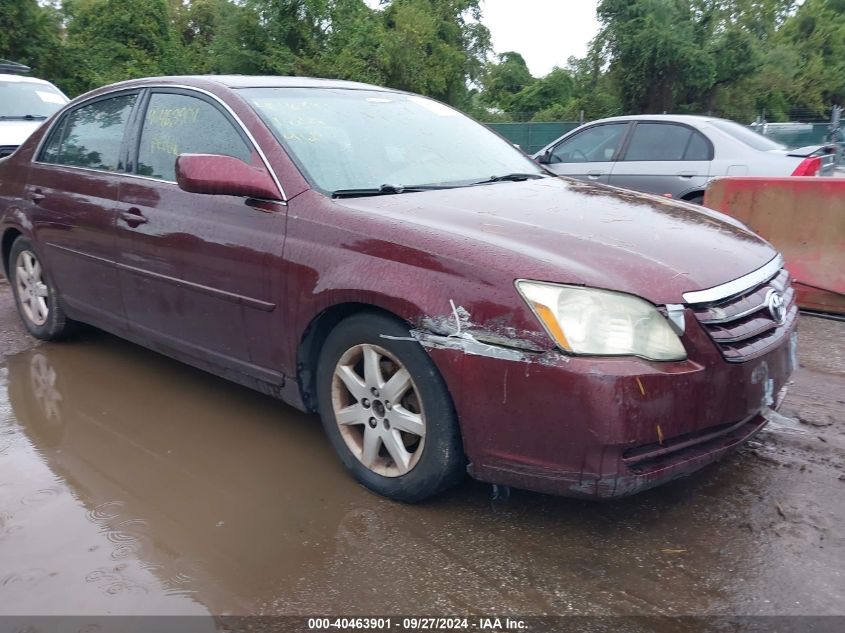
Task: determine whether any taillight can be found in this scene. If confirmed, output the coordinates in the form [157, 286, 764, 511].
[792, 156, 821, 176]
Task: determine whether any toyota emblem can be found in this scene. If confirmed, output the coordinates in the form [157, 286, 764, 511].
[765, 289, 786, 325]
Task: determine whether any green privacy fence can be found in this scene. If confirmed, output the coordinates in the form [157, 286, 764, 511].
[486, 122, 580, 155]
[753, 123, 835, 149]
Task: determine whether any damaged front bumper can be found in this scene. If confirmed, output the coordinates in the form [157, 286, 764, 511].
[471, 396, 785, 499]
[422, 313, 797, 499]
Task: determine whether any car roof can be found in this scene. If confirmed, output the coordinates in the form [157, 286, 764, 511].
[587, 114, 723, 126]
[99, 75, 395, 93]
[0, 73, 59, 86]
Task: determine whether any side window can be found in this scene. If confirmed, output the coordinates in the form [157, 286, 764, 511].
[40, 93, 137, 171]
[137, 93, 252, 181]
[684, 130, 711, 160]
[39, 120, 66, 164]
[549, 123, 628, 163]
[623, 123, 706, 162]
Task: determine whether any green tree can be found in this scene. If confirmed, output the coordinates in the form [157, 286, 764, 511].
[479, 51, 534, 112]
[62, 0, 178, 95]
[508, 68, 573, 121]
[594, 0, 716, 113]
[776, 0, 845, 114]
[563, 52, 622, 120]
[378, 0, 490, 106]
[316, 0, 387, 84]
[0, 0, 63, 80]
[169, 0, 234, 74]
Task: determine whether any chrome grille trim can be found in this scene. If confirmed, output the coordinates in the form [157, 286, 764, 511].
[698, 281, 794, 325]
[682, 254, 784, 305]
[699, 299, 768, 325]
[688, 263, 796, 363]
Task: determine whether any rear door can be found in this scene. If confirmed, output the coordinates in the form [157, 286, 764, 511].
[26, 91, 139, 333]
[608, 121, 712, 198]
[115, 88, 287, 383]
[542, 122, 630, 183]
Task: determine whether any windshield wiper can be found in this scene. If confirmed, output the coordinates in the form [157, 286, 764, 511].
[332, 184, 446, 198]
[0, 114, 48, 121]
[473, 173, 547, 185]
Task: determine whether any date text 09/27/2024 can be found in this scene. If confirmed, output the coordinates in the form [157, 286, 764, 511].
[307, 617, 528, 631]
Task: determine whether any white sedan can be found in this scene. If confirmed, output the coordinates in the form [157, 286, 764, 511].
[534, 114, 837, 204]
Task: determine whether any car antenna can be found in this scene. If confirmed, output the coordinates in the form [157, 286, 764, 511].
[0, 59, 32, 75]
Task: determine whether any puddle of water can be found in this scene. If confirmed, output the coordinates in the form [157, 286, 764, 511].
[0, 330, 842, 617]
[0, 332, 382, 615]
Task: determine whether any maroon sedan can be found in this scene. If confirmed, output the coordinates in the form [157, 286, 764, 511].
[0, 76, 798, 501]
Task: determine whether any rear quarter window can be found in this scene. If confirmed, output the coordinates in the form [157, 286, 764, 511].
[39, 93, 137, 171]
[708, 119, 786, 151]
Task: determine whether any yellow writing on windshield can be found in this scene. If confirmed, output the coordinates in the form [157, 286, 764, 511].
[149, 134, 179, 157]
[147, 106, 200, 128]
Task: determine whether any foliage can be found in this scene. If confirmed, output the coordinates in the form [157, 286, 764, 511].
[0, 0, 842, 124]
[776, 0, 845, 114]
[60, 0, 177, 95]
[595, 0, 716, 114]
[479, 52, 534, 111]
[0, 0, 64, 80]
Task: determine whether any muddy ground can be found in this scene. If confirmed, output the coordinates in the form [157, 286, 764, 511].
[0, 277, 843, 622]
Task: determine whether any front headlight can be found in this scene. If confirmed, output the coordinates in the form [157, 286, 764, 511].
[515, 281, 687, 361]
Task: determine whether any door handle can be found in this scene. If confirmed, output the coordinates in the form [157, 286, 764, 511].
[677, 172, 697, 179]
[30, 188, 45, 203]
[119, 208, 148, 227]
[586, 171, 603, 180]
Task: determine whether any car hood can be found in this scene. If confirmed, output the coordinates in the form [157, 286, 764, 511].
[335, 177, 777, 305]
[0, 119, 44, 146]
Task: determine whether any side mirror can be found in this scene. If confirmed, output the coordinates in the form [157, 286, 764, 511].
[537, 149, 552, 165]
[175, 154, 282, 201]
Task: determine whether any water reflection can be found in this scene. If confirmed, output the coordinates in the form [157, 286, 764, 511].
[1, 331, 840, 618]
[1, 333, 386, 614]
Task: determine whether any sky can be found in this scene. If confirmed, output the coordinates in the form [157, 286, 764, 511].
[363, 0, 602, 78]
[480, 0, 601, 77]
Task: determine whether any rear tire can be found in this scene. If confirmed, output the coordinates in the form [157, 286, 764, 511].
[316, 312, 465, 502]
[8, 237, 72, 341]
[687, 194, 704, 205]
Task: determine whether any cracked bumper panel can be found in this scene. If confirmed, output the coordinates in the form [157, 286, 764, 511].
[425, 312, 797, 499]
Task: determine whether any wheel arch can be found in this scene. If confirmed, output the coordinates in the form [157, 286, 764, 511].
[297, 301, 416, 413]
[681, 190, 705, 202]
[1, 227, 23, 279]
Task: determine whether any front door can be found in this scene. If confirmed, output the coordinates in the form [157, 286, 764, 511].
[115, 89, 287, 383]
[542, 122, 630, 184]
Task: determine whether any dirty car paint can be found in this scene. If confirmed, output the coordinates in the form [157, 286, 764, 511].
[0, 75, 797, 498]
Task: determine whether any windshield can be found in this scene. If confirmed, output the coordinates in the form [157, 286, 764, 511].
[708, 119, 787, 151]
[239, 87, 544, 193]
[0, 81, 68, 119]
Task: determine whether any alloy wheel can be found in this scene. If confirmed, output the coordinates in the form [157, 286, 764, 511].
[15, 250, 49, 327]
[331, 343, 427, 477]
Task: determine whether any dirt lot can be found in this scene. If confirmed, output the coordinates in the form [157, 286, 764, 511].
[0, 276, 843, 622]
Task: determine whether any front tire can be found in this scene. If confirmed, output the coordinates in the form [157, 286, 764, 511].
[316, 312, 465, 502]
[9, 237, 71, 341]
